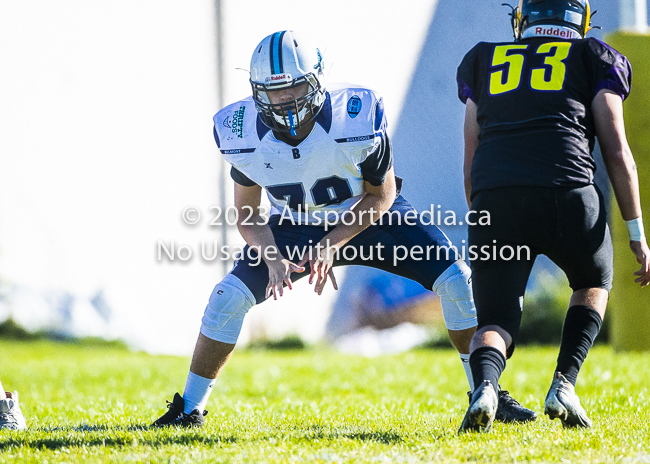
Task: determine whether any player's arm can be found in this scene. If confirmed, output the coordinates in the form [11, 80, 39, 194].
[234, 182, 304, 298]
[463, 98, 480, 208]
[299, 167, 397, 295]
[592, 89, 650, 287]
[322, 166, 397, 248]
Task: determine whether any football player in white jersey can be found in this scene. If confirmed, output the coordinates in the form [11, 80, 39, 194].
[152, 31, 535, 428]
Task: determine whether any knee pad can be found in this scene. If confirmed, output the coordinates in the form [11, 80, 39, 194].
[432, 260, 477, 331]
[200, 274, 255, 344]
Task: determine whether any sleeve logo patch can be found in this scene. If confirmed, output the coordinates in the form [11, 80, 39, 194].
[347, 96, 362, 119]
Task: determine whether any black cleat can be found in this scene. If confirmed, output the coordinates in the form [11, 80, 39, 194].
[495, 388, 537, 423]
[466, 386, 537, 424]
[152, 393, 207, 428]
[459, 380, 499, 433]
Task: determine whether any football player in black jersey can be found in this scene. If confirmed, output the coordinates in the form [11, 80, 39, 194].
[456, 0, 650, 432]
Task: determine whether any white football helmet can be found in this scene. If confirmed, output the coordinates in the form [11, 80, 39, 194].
[250, 31, 326, 136]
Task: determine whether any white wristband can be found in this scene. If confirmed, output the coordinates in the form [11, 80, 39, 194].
[625, 217, 646, 242]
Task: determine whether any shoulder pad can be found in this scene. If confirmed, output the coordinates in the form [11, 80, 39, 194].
[587, 38, 623, 66]
[461, 42, 490, 61]
[213, 97, 264, 165]
[326, 86, 386, 142]
[586, 38, 632, 100]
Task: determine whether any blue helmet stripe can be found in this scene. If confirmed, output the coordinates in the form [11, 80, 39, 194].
[277, 31, 285, 73]
[270, 31, 284, 75]
[269, 33, 277, 74]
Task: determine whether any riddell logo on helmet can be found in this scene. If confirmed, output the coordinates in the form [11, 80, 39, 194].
[265, 73, 293, 84]
[535, 27, 578, 38]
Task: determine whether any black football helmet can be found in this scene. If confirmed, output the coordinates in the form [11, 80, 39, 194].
[511, 0, 593, 40]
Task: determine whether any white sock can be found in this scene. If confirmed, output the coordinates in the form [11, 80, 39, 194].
[182, 371, 216, 414]
[459, 353, 474, 393]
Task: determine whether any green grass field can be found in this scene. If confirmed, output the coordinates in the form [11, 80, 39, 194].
[0, 340, 648, 463]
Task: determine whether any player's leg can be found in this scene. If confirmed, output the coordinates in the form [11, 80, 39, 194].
[432, 256, 537, 424]
[188, 335, 236, 381]
[554, 288, 608, 385]
[342, 195, 535, 423]
[0, 379, 26, 430]
[341, 198, 478, 384]
[459, 187, 547, 432]
[343, 198, 487, 386]
[152, 273, 259, 428]
[447, 328, 474, 353]
[431, 259, 478, 388]
[542, 287, 607, 428]
[543, 185, 613, 428]
[460, 255, 535, 432]
[447, 326, 475, 393]
[153, 219, 315, 428]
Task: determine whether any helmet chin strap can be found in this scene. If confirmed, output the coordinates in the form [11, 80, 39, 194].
[287, 109, 297, 136]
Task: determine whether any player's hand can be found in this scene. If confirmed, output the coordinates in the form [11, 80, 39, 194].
[630, 240, 650, 287]
[265, 258, 305, 300]
[297, 246, 338, 296]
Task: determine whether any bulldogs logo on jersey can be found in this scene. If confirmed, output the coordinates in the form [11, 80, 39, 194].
[347, 96, 362, 118]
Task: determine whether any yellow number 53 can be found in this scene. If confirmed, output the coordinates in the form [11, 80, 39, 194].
[489, 42, 572, 95]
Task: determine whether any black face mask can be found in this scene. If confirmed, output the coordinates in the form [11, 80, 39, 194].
[251, 74, 325, 136]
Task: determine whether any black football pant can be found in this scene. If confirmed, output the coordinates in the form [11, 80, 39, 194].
[468, 184, 612, 355]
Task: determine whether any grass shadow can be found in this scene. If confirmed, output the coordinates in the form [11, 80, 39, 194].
[340, 431, 404, 444]
[32, 424, 148, 433]
[301, 424, 405, 444]
[0, 423, 238, 450]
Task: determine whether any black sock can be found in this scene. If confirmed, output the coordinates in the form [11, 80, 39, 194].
[555, 305, 603, 386]
[470, 346, 506, 393]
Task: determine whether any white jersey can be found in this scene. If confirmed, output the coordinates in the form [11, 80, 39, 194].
[213, 84, 392, 225]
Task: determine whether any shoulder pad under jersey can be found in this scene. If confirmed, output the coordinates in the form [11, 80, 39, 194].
[326, 85, 387, 146]
[213, 97, 267, 167]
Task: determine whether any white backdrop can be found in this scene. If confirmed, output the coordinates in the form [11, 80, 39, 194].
[0, 0, 438, 354]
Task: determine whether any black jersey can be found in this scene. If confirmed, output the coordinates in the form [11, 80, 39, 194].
[457, 37, 631, 198]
